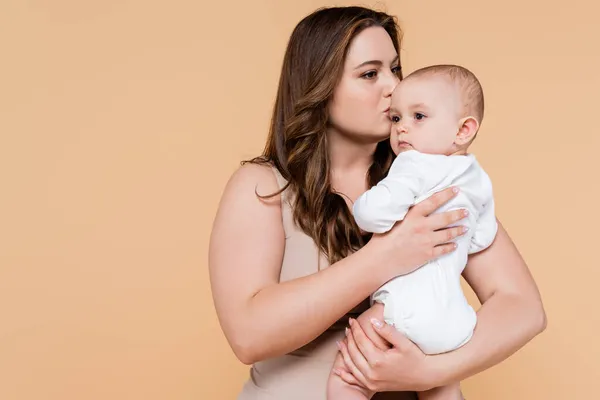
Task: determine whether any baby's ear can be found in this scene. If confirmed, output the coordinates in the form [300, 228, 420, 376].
[455, 116, 479, 145]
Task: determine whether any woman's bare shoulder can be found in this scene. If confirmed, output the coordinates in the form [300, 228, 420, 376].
[223, 162, 282, 203]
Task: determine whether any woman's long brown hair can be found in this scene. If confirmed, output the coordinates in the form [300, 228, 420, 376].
[244, 7, 403, 265]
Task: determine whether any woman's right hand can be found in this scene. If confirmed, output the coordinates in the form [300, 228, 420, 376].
[366, 186, 468, 280]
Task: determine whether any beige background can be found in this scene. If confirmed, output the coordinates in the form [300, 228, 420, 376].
[0, 0, 598, 399]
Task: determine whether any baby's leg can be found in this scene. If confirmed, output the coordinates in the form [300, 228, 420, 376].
[326, 351, 373, 400]
[327, 304, 390, 400]
[418, 383, 464, 400]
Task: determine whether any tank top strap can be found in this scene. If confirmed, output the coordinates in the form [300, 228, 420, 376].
[270, 165, 288, 191]
[269, 164, 328, 271]
[269, 165, 295, 237]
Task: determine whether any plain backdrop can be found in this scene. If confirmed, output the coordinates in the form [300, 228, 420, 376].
[1, 0, 598, 399]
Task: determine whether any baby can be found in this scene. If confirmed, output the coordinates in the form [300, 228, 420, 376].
[327, 65, 498, 400]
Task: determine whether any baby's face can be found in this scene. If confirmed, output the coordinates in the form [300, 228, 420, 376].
[389, 76, 463, 155]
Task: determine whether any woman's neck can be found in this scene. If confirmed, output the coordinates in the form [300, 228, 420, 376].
[328, 129, 377, 171]
[327, 128, 378, 199]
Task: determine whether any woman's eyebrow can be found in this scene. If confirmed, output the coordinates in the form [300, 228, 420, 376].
[354, 55, 399, 70]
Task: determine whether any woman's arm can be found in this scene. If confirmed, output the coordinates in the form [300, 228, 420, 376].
[428, 219, 547, 385]
[209, 164, 466, 365]
[209, 164, 385, 365]
[334, 219, 547, 391]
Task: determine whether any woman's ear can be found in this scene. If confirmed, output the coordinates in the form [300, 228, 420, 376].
[455, 116, 480, 145]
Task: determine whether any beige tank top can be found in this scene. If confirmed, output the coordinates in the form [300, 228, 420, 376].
[237, 166, 416, 400]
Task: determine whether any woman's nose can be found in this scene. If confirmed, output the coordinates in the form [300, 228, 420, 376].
[383, 74, 400, 97]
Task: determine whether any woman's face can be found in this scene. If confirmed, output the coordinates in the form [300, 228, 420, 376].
[328, 26, 401, 142]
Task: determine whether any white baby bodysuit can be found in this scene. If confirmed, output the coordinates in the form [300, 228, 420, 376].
[353, 150, 498, 354]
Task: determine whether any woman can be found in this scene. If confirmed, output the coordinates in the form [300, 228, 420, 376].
[209, 6, 546, 399]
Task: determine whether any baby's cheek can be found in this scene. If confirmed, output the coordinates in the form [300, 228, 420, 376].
[388, 134, 401, 155]
[420, 129, 453, 153]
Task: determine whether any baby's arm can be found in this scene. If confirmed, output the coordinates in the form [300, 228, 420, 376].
[352, 160, 423, 233]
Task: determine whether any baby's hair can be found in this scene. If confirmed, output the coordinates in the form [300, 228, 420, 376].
[406, 64, 484, 125]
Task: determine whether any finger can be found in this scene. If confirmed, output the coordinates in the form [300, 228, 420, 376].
[413, 187, 459, 217]
[333, 367, 362, 387]
[430, 225, 468, 246]
[358, 317, 391, 351]
[349, 318, 386, 366]
[370, 318, 420, 352]
[346, 327, 377, 384]
[432, 242, 458, 258]
[339, 338, 370, 388]
[355, 303, 391, 351]
[427, 208, 469, 231]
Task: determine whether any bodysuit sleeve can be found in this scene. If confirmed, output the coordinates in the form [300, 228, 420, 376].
[351, 152, 446, 234]
[469, 175, 499, 254]
[352, 166, 422, 233]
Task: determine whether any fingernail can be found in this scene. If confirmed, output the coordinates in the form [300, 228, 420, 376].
[453, 187, 459, 193]
[333, 368, 341, 376]
[345, 327, 350, 336]
[336, 341, 342, 350]
[348, 318, 354, 326]
[463, 226, 469, 233]
[370, 318, 383, 329]
[463, 209, 469, 216]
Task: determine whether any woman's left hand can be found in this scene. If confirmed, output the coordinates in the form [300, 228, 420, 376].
[334, 316, 438, 392]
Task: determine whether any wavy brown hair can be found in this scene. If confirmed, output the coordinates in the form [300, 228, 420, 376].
[244, 6, 403, 265]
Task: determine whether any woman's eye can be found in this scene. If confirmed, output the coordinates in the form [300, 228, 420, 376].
[391, 66, 401, 74]
[415, 113, 426, 120]
[362, 71, 377, 79]
[391, 116, 400, 123]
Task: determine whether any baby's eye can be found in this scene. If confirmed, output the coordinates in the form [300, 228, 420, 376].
[391, 115, 401, 123]
[414, 113, 426, 120]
